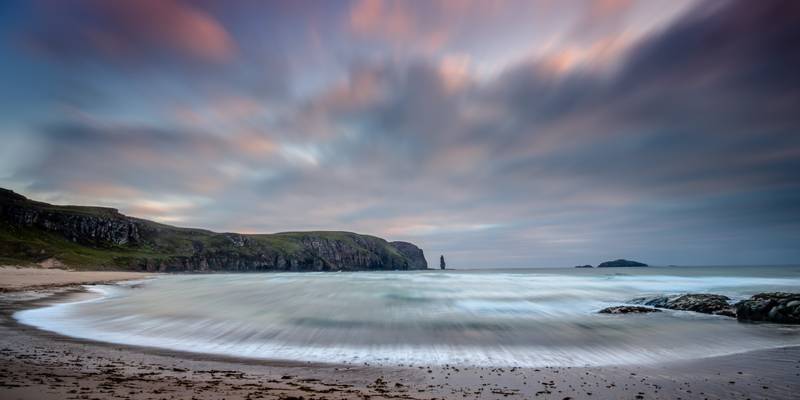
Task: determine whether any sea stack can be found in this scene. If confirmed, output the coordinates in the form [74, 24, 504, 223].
[440, 255, 446, 270]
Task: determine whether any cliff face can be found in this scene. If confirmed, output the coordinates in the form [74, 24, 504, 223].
[0, 188, 428, 272]
[3, 201, 141, 246]
[389, 241, 428, 270]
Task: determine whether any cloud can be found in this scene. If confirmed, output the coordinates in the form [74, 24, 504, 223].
[348, 0, 448, 51]
[3, 0, 799, 266]
[324, 0, 800, 264]
[25, 0, 236, 63]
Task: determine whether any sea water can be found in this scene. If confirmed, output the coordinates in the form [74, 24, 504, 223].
[15, 266, 800, 367]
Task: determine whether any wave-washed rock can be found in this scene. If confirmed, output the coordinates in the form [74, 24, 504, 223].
[630, 294, 736, 317]
[626, 292, 800, 323]
[735, 292, 800, 324]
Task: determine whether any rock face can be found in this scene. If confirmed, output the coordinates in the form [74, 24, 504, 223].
[1, 192, 141, 246]
[599, 306, 661, 314]
[389, 241, 428, 269]
[0, 188, 428, 272]
[597, 259, 648, 268]
[630, 294, 736, 317]
[574, 265, 593, 268]
[735, 293, 800, 324]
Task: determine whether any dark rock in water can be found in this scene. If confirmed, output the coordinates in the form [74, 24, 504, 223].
[599, 306, 661, 314]
[630, 294, 735, 317]
[667, 294, 733, 314]
[626, 292, 800, 322]
[735, 292, 800, 324]
[574, 265, 593, 268]
[597, 259, 648, 268]
[630, 295, 672, 308]
[714, 308, 738, 318]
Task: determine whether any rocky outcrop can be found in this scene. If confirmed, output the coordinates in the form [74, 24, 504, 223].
[0, 188, 428, 272]
[390, 241, 428, 269]
[597, 259, 648, 268]
[735, 293, 800, 324]
[599, 306, 661, 314]
[574, 265, 593, 268]
[630, 294, 736, 317]
[118, 236, 419, 272]
[1, 192, 142, 246]
[611, 292, 800, 323]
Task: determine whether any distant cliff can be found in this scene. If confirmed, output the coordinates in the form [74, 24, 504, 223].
[0, 188, 428, 272]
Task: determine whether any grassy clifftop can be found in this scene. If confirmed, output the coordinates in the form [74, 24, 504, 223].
[0, 188, 427, 271]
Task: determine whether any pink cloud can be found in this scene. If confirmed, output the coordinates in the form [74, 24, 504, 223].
[348, 0, 450, 51]
[110, 0, 236, 62]
[350, 0, 415, 40]
[31, 0, 236, 63]
[438, 54, 472, 92]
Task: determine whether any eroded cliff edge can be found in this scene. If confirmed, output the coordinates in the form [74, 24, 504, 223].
[0, 188, 428, 272]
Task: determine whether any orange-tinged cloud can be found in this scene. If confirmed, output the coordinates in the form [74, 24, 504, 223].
[317, 67, 387, 112]
[539, 33, 635, 75]
[70, 182, 141, 199]
[590, 0, 634, 18]
[348, 0, 450, 51]
[36, 0, 236, 63]
[233, 133, 277, 156]
[439, 54, 472, 92]
[173, 95, 263, 129]
[350, 0, 414, 40]
[125, 0, 235, 62]
[159, 1, 236, 62]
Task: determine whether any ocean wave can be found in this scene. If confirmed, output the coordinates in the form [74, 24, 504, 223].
[14, 268, 800, 367]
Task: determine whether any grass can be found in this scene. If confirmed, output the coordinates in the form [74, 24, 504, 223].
[0, 188, 416, 271]
[0, 220, 172, 269]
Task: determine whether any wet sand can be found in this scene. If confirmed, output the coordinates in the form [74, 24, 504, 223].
[1, 283, 799, 399]
[0, 266, 152, 292]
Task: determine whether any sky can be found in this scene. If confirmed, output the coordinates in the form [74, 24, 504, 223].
[1, 0, 798, 268]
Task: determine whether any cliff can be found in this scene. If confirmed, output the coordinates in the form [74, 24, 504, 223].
[0, 188, 428, 272]
[389, 241, 428, 270]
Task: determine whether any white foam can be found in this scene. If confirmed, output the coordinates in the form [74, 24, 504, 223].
[14, 270, 800, 367]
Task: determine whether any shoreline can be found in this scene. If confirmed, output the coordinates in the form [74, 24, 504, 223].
[0, 266, 155, 293]
[1, 285, 435, 399]
[8, 285, 353, 370]
[15, 285, 800, 371]
[1, 277, 798, 398]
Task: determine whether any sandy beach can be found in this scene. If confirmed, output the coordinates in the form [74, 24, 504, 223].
[0, 266, 153, 292]
[0, 270, 797, 400]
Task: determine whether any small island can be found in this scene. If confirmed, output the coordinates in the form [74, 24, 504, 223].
[596, 259, 648, 268]
[574, 264, 593, 268]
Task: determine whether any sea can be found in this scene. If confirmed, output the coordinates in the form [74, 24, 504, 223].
[15, 266, 800, 367]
